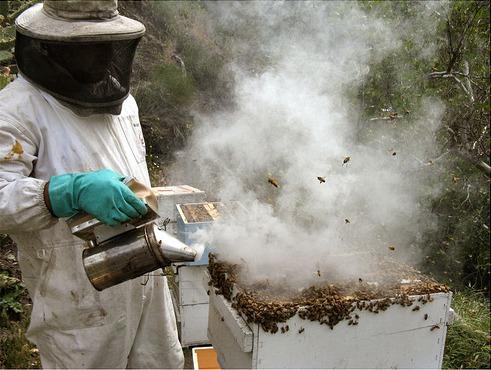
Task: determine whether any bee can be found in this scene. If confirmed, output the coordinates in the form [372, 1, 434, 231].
[343, 156, 351, 166]
[355, 314, 359, 319]
[388, 245, 395, 251]
[317, 176, 326, 183]
[424, 314, 428, 320]
[388, 112, 398, 120]
[358, 278, 363, 283]
[345, 218, 351, 224]
[317, 270, 321, 277]
[430, 325, 440, 331]
[220, 317, 224, 322]
[298, 327, 305, 334]
[392, 152, 397, 156]
[285, 325, 289, 332]
[268, 177, 280, 188]
[412, 305, 420, 311]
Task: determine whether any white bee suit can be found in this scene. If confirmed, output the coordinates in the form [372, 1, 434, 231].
[0, 76, 184, 369]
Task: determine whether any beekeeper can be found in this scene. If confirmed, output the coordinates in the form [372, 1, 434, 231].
[0, 0, 184, 368]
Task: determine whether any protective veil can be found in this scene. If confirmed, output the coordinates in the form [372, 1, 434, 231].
[15, 32, 141, 115]
[0, 76, 184, 368]
[14, 0, 145, 115]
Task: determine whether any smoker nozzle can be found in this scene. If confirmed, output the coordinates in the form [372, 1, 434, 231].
[148, 225, 197, 264]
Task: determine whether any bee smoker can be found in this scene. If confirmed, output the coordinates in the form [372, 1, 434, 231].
[67, 178, 198, 291]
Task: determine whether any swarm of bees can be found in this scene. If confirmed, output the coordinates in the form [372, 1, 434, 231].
[208, 255, 449, 335]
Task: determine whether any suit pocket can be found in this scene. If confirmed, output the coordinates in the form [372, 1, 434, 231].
[36, 243, 109, 331]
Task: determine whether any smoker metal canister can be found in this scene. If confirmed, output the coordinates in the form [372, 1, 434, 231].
[82, 223, 196, 291]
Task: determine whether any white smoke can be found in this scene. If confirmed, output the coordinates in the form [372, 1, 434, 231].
[170, 1, 447, 288]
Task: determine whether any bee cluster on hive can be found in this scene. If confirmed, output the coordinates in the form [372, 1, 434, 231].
[208, 254, 449, 334]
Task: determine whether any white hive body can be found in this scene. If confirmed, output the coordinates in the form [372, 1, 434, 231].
[173, 201, 224, 347]
[208, 288, 452, 369]
[154, 185, 209, 346]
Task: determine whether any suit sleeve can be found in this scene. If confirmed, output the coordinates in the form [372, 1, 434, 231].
[0, 119, 57, 232]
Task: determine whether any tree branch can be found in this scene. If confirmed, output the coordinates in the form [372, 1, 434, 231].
[428, 69, 475, 101]
[454, 149, 491, 177]
[446, 3, 483, 72]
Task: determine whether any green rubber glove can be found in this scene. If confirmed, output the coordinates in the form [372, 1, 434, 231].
[48, 169, 148, 226]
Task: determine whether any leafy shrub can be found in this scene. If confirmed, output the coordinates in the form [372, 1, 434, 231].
[0, 272, 23, 316]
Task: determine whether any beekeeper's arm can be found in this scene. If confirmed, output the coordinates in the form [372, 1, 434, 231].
[0, 119, 56, 232]
[0, 119, 148, 232]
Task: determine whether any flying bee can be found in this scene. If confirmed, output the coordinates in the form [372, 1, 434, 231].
[430, 325, 440, 331]
[358, 278, 363, 283]
[424, 314, 428, 320]
[345, 218, 351, 224]
[388, 112, 398, 120]
[412, 305, 420, 311]
[317, 176, 326, 183]
[388, 245, 395, 251]
[343, 156, 351, 166]
[268, 176, 280, 188]
[317, 270, 321, 277]
[298, 327, 305, 334]
[392, 152, 397, 156]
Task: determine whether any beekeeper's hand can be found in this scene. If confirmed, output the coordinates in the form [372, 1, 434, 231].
[45, 169, 148, 226]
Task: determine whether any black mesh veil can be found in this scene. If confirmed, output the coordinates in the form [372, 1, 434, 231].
[15, 32, 141, 114]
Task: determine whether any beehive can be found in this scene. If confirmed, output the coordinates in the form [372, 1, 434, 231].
[207, 257, 453, 369]
[152, 185, 205, 235]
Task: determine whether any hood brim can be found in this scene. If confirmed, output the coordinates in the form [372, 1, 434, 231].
[15, 3, 145, 42]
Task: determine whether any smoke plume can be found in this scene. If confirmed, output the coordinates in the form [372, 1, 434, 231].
[169, 1, 447, 288]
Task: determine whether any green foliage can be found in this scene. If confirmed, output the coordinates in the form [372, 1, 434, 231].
[0, 309, 40, 369]
[0, 24, 15, 49]
[443, 290, 491, 369]
[0, 272, 23, 315]
[150, 63, 195, 107]
[358, 0, 490, 293]
[422, 163, 490, 291]
[147, 1, 230, 107]
[0, 74, 9, 90]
